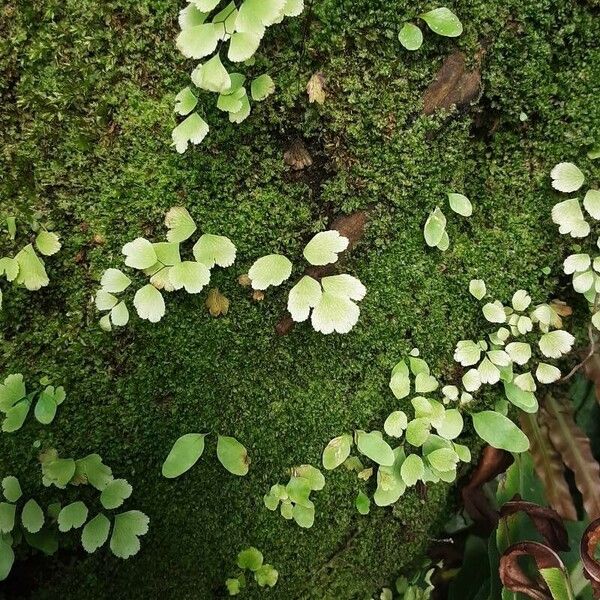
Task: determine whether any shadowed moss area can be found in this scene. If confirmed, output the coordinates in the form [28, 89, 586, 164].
[1, 0, 600, 598]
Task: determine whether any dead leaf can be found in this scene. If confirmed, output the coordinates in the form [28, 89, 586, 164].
[520, 412, 577, 521]
[205, 288, 229, 317]
[284, 139, 313, 171]
[461, 445, 513, 532]
[423, 52, 481, 116]
[499, 541, 565, 600]
[357, 467, 373, 481]
[543, 395, 600, 520]
[306, 72, 326, 105]
[550, 299, 572, 317]
[500, 497, 569, 551]
[581, 518, 600, 597]
[238, 274, 251, 287]
[252, 290, 264, 302]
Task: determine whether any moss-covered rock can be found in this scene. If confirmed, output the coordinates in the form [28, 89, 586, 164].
[1, 0, 599, 598]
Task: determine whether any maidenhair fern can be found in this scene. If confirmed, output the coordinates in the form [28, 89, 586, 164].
[0, 374, 66, 433]
[95, 207, 236, 328]
[226, 547, 278, 595]
[398, 7, 463, 51]
[173, 0, 305, 152]
[0, 216, 61, 310]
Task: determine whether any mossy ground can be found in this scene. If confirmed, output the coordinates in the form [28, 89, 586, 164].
[1, 0, 600, 598]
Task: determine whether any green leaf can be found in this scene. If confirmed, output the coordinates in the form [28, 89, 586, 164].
[251, 74, 275, 101]
[248, 254, 292, 290]
[0, 503, 16, 533]
[254, 563, 279, 587]
[122, 237, 157, 270]
[109, 510, 149, 559]
[426, 448, 459, 472]
[292, 502, 315, 528]
[238, 0, 285, 28]
[100, 479, 133, 510]
[355, 490, 370, 514]
[539, 330, 575, 358]
[535, 363, 561, 384]
[2, 400, 30, 432]
[469, 279, 486, 300]
[321, 274, 366, 300]
[95, 289, 118, 311]
[400, 453, 424, 486]
[448, 193, 472, 217]
[100, 268, 131, 293]
[42, 456, 76, 488]
[384, 411, 408, 437]
[436, 409, 464, 440]
[0, 538, 14, 581]
[389, 369, 410, 399]
[285, 476, 311, 507]
[356, 431, 395, 466]
[482, 301, 506, 323]
[436, 230, 450, 251]
[0, 374, 26, 412]
[34, 388, 58, 424]
[14, 244, 49, 291]
[35, 231, 61, 256]
[374, 447, 406, 506]
[504, 381, 538, 413]
[216, 435, 250, 476]
[228, 32, 261, 62]
[172, 113, 210, 153]
[176, 23, 220, 59]
[133, 284, 166, 323]
[405, 417, 431, 447]
[551, 198, 589, 237]
[74, 454, 113, 490]
[110, 301, 129, 327]
[57, 501, 88, 532]
[21, 499, 44, 533]
[81, 513, 111, 553]
[424, 207, 446, 247]
[237, 546, 263, 571]
[292, 465, 324, 491]
[550, 162, 584, 193]
[322, 434, 352, 470]
[193, 234, 237, 268]
[287, 275, 322, 322]
[420, 7, 463, 37]
[471, 411, 529, 453]
[169, 261, 211, 294]
[228, 93, 251, 124]
[2, 477, 21, 503]
[226, 577, 244, 596]
[174, 87, 198, 116]
[414, 372, 438, 393]
[164, 207, 197, 243]
[0, 257, 18, 282]
[191, 54, 231, 93]
[311, 292, 360, 334]
[162, 433, 206, 478]
[303, 230, 349, 266]
[398, 22, 423, 50]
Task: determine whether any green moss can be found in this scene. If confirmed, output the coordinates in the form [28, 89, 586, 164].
[1, 0, 600, 598]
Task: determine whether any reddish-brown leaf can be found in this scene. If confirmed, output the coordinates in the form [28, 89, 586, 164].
[520, 412, 577, 521]
[461, 445, 513, 531]
[500, 541, 564, 600]
[283, 139, 313, 171]
[580, 518, 600, 598]
[543, 395, 600, 520]
[500, 497, 569, 551]
[422, 52, 482, 115]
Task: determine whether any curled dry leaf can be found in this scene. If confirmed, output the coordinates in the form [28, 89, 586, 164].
[500, 497, 569, 551]
[423, 52, 482, 116]
[238, 274, 252, 287]
[549, 299, 572, 318]
[205, 288, 229, 317]
[461, 445, 513, 532]
[284, 139, 313, 171]
[306, 72, 326, 105]
[581, 518, 600, 597]
[543, 395, 600, 520]
[499, 541, 565, 600]
[520, 412, 577, 521]
[252, 290, 265, 302]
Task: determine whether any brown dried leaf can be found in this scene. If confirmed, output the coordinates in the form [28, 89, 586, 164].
[499, 541, 564, 600]
[284, 139, 313, 171]
[543, 395, 600, 520]
[550, 299, 572, 318]
[583, 352, 600, 407]
[306, 72, 326, 105]
[581, 518, 600, 598]
[238, 274, 252, 287]
[461, 445, 513, 531]
[500, 497, 569, 551]
[423, 52, 481, 116]
[520, 412, 577, 521]
[205, 288, 229, 317]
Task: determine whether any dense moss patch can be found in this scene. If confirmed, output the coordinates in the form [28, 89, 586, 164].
[1, 0, 600, 598]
